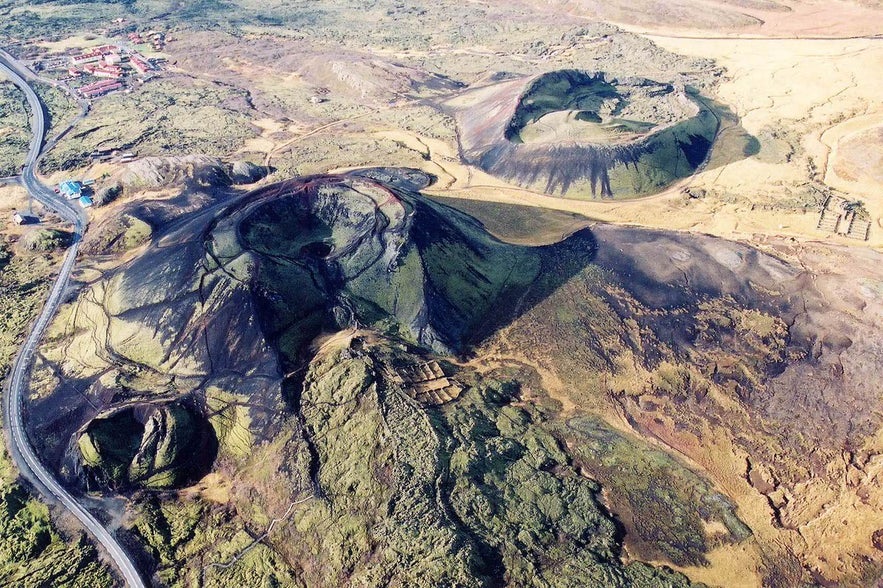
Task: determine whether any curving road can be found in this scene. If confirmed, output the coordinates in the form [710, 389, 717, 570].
[0, 51, 147, 588]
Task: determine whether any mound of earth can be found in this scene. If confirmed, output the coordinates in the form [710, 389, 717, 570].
[81, 212, 153, 255]
[18, 229, 72, 252]
[116, 155, 268, 190]
[300, 55, 464, 101]
[833, 124, 883, 185]
[448, 70, 718, 198]
[228, 160, 267, 184]
[29, 169, 883, 585]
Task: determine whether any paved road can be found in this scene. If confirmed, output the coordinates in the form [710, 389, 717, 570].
[0, 52, 147, 588]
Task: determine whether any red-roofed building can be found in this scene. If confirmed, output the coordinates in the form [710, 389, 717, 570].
[130, 57, 151, 74]
[83, 64, 122, 79]
[80, 79, 118, 92]
[72, 45, 121, 66]
[79, 81, 122, 98]
[72, 52, 102, 65]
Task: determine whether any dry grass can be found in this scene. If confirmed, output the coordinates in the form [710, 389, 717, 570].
[562, 0, 883, 38]
[367, 35, 883, 251]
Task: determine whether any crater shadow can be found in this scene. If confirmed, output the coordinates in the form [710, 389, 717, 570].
[697, 97, 761, 172]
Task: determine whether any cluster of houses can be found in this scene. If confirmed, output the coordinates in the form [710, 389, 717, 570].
[130, 54, 152, 74]
[79, 62, 123, 79]
[68, 44, 156, 98]
[127, 30, 166, 51]
[10, 179, 96, 226]
[70, 44, 120, 67]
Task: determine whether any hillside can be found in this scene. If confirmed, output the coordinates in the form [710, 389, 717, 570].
[20, 168, 882, 586]
[0, 0, 881, 586]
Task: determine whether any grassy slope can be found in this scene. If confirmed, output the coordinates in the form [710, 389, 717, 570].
[436, 375, 696, 587]
[32, 82, 78, 141]
[0, 242, 112, 587]
[41, 78, 258, 173]
[0, 1, 176, 41]
[426, 195, 594, 245]
[0, 82, 30, 177]
[238, 183, 543, 355]
[133, 346, 699, 587]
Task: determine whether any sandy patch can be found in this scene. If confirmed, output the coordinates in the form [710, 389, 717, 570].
[660, 543, 764, 588]
[600, 0, 883, 38]
[823, 114, 883, 189]
[182, 472, 232, 504]
[646, 36, 883, 242]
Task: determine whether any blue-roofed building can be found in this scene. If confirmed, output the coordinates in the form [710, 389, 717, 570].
[59, 180, 82, 200]
[79, 195, 93, 208]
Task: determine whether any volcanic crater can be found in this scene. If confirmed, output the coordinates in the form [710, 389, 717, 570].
[450, 70, 719, 198]
[24, 165, 883, 586]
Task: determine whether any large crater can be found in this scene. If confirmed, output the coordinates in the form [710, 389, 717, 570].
[450, 70, 719, 199]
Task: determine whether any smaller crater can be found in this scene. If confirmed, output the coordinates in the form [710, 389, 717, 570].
[452, 69, 720, 199]
[77, 402, 217, 491]
[300, 241, 334, 258]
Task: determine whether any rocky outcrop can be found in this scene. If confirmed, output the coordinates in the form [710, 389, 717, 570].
[18, 229, 72, 252]
[227, 159, 267, 184]
[81, 212, 152, 255]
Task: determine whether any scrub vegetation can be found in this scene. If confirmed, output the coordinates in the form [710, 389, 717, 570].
[0, 240, 112, 587]
[0, 82, 29, 177]
[41, 79, 258, 172]
[3, 0, 882, 585]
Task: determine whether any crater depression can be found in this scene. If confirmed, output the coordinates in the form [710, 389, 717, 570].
[449, 70, 719, 198]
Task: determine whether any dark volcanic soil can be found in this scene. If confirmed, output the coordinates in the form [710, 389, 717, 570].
[25, 168, 883, 586]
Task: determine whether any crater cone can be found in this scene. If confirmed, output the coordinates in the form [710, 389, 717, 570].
[450, 70, 719, 199]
